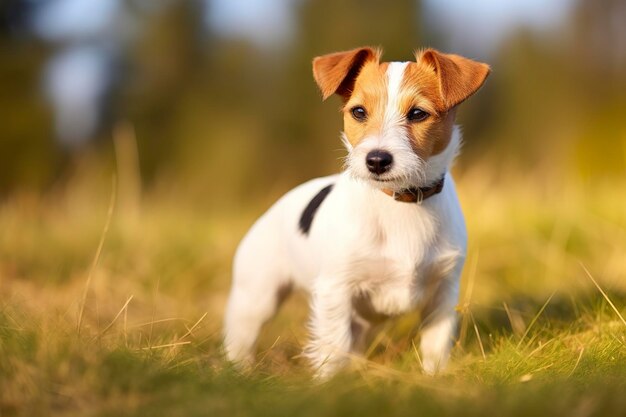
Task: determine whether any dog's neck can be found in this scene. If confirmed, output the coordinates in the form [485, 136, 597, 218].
[381, 126, 460, 202]
[381, 176, 445, 203]
[423, 125, 462, 185]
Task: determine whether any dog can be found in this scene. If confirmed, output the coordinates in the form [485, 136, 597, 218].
[223, 47, 489, 378]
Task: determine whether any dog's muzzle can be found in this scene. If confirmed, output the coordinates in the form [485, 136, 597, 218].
[365, 150, 393, 175]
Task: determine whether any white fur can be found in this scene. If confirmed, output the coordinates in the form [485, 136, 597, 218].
[345, 62, 427, 191]
[384, 62, 410, 129]
[223, 63, 468, 378]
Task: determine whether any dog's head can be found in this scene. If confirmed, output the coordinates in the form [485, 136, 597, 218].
[313, 47, 489, 190]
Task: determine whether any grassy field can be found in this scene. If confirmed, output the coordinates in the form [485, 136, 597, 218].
[1, 165, 626, 417]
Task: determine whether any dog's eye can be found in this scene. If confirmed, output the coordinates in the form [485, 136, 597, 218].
[351, 106, 367, 122]
[407, 108, 429, 122]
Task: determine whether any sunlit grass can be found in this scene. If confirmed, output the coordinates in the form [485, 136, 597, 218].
[1, 165, 625, 416]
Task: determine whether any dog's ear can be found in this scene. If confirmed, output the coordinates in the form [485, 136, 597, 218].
[418, 49, 490, 110]
[313, 47, 379, 101]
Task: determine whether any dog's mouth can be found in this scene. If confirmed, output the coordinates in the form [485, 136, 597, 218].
[368, 175, 406, 190]
[367, 173, 423, 191]
[371, 176, 400, 183]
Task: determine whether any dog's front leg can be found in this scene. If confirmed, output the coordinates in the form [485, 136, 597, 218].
[305, 277, 353, 379]
[420, 305, 456, 375]
[419, 279, 459, 375]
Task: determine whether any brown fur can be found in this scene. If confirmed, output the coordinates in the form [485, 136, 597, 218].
[398, 60, 455, 158]
[313, 47, 490, 160]
[419, 49, 491, 110]
[312, 47, 380, 100]
[342, 61, 388, 147]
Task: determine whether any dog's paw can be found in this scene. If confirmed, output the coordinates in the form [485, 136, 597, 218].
[421, 357, 442, 376]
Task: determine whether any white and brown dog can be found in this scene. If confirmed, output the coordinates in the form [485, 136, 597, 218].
[224, 47, 490, 378]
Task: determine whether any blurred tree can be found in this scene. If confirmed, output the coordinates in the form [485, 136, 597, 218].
[1, 0, 624, 200]
[464, 0, 626, 179]
[0, 0, 33, 37]
[567, 0, 626, 178]
[0, 2, 59, 193]
[120, 0, 205, 182]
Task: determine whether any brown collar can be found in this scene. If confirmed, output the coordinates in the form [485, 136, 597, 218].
[382, 176, 445, 203]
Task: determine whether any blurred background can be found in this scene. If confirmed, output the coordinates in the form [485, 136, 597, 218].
[1, 0, 626, 316]
[1, 3, 626, 405]
[2, 0, 625, 205]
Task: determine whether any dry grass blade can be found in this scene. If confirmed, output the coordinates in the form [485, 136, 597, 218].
[580, 262, 626, 328]
[113, 122, 141, 222]
[469, 310, 486, 360]
[132, 318, 190, 328]
[527, 339, 554, 357]
[177, 312, 208, 341]
[254, 336, 282, 369]
[459, 250, 480, 348]
[98, 295, 134, 337]
[124, 299, 129, 347]
[411, 339, 424, 369]
[503, 301, 526, 337]
[148, 278, 160, 348]
[76, 175, 117, 334]
[567, 347, 585, 378]
[530, 363, 554, 373]
[365, 323, 392, 358]
[516, 291, 556, 349]
[141, 341, 191, 350]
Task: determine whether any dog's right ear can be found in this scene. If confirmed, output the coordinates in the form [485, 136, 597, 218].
[418, 49, 490, 110]
[312, 47, 379, 101]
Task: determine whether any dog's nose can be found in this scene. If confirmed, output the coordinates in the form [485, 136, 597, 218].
[366, 150, 393, 175]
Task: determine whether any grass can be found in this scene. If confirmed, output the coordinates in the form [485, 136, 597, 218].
[1, 164, 625, 417]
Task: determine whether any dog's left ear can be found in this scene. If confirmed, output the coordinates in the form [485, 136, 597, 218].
[418, 49, 490, 110]
[313, 47, 379, 101]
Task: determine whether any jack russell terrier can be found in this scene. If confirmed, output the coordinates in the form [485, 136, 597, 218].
[223, 47, 490, 378]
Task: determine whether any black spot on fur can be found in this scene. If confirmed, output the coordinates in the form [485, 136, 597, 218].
[299, 184, 334, 235]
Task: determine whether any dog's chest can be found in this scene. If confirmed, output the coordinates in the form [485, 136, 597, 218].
[351, 205, 440, 317]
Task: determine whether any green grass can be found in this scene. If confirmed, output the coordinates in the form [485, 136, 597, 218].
[1, 167, 626, 416]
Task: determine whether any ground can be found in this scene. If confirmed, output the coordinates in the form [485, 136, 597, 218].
[1, 166, 625, 417]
